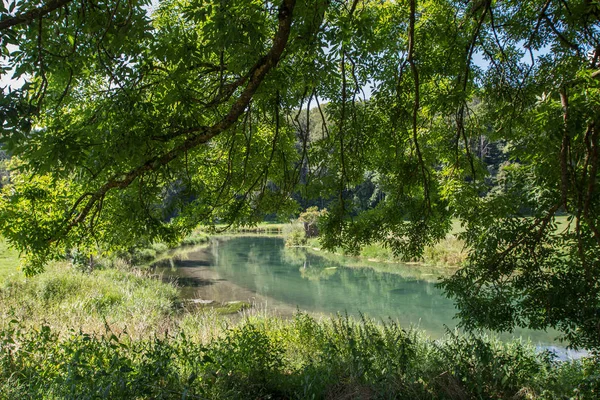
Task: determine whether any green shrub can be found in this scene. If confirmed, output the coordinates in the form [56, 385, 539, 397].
[284, 223, 306, 246]
[0, 313, 590, 399]
[298, 207, 327, 238]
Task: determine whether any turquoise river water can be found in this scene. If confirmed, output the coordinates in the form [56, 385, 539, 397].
[153, 235, 585, 357]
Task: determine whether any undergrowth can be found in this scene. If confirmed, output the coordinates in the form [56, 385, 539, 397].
[0, 313, 597, 399]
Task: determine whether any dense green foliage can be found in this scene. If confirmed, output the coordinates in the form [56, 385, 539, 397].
[1, 0, 599, 348]
[1, 313, 597, 399]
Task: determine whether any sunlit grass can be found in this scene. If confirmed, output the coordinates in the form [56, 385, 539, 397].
[0, 238, 20, 280]
[0, 233, 593, 398]
[0, 261, 179, 338]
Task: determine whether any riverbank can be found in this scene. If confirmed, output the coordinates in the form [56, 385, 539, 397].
[283, 220, 468, 268]
[0, 235, 597, 398]
[0, 239, 253, 338]
[304, 236, 466, 271]
[284, 244, 458, 283]
[287, 216, 573, 270]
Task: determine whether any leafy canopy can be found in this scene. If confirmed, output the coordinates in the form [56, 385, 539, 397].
[1, 0, 600, 348]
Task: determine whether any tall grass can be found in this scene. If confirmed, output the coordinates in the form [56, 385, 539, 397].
[352, 237, 468, 267]
[0, 262, 178, 338]
[422, 236, 468, 267]
[0, 313, 595, 399]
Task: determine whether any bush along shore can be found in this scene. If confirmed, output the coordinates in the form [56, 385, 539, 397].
[0, 313, 598, 399]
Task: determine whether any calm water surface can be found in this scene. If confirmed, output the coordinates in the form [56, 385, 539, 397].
[154, 235, 578, 352]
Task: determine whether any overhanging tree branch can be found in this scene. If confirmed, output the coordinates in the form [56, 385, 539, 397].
[66, 0, 297, 233]
[407, 0, 429, 210]
[0, 0, 74, 31]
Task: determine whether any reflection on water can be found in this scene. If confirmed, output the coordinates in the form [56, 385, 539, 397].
[154, 236, 566, 348]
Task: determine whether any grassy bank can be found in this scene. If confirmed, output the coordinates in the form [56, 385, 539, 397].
[302, 235, 467, 269]
[282, 219, 467, 268]
[282, 246, 458, 282]
[0, 261, 179, 338]
[0, 234, 243, 338]
[1, 231, 210, 275]
[204, 222, 286, 235]
[356, 236, 468, 267]
[1, 313, 597, 399]
[129, 231, 210, 264]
